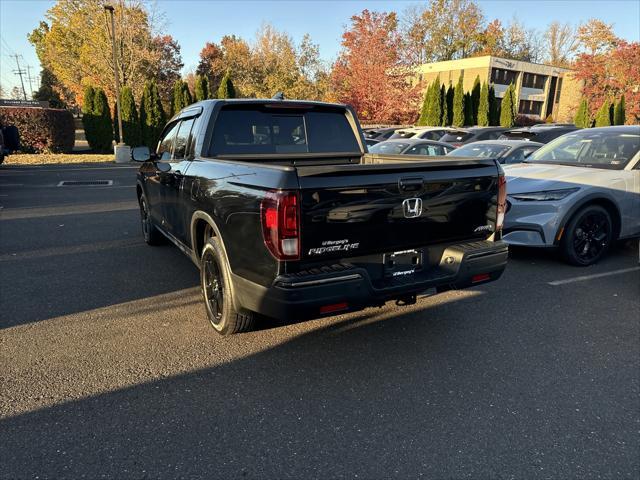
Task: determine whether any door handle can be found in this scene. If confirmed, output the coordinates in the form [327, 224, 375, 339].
[399, 177, 424, 192]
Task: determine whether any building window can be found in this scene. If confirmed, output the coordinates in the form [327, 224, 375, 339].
[555, 77, 563, 103]
[519, 100, 543, 116]
[491, 68, 518, 85]
[522, 72, 547, 89]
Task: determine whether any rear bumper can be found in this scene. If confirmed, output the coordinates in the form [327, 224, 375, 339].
[233, 240, 508, 321]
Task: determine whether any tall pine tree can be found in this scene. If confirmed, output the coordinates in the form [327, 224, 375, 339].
[120, 86, 141, 146]
[446, 83, 454, 126]
[92, 88, 114, 153]
[440, 84, 447, 127]
[426, 76, 442, 126]
[82, 85, 96, 149]
[500, 84, 516, 128]
[171, 80, 182, 117]
[464, 93, 474, 126]
[181, 82, 192, 108]
[217, 71, 236, 99]
[613, 95, 626, 125]
[194, 75, 210, 102]
[594, 100, 612, 127]
[140, 80, 166, 150]
[452, 74, 465, 127]
[574, 98, 590, 128]
[477, 82, 489, 126]
[417, 85, 431, 126]
[488, 84, 498, 126]
[471, 75, 481, 125]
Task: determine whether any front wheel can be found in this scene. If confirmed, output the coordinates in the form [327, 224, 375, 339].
[139, 194, 164, 245]
[561, 205, 612, 266]
[200, 237, 255, 335]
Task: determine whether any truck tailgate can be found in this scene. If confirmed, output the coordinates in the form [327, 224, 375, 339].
[296, 156, 500, 260]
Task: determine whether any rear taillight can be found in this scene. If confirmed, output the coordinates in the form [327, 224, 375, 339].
[496, 174, 507, 232]
[260, 190, 300, 260]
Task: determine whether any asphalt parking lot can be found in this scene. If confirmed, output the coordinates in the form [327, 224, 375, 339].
[1, 163, 638, 479]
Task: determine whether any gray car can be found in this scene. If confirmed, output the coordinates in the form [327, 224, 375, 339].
[446, 140, 542, 164]
[503, 126, 640, 265]
[368, 138, 456, 156]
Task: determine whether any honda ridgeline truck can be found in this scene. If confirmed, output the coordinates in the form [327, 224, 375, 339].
[133, 99, 508, 335]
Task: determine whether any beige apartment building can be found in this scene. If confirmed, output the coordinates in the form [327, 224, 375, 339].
[415, 56, 574, 121]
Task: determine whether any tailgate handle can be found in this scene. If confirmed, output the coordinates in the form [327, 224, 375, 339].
[399, 177, 424, 192]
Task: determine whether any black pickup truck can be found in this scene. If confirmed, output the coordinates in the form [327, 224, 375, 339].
[133, 99, 508, 335]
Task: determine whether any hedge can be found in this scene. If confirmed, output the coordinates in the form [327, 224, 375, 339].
[0, 107, 75, 153]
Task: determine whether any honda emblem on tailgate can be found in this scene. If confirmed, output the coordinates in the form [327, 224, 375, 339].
[402, 198, 423, 218]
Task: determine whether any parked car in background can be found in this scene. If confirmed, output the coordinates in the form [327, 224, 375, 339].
[446, 140, 542, 164]
[368, 138, 456, 156]
[503, 126, 640, 266]
[440, 127, 509, 147]
[500, 124, 578, 144]
[364, 137, 381, 147]
[363, 127, 399, 141]
[389, 126, 457, 141]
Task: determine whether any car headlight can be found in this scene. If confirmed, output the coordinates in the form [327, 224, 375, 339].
[509, 187, 580, 201]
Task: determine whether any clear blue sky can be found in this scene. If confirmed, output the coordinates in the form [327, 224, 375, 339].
[1, 0, 639, 95]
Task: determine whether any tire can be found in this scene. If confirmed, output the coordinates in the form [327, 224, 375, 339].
[138, 194, 164, 245]
[200, 237, 255, 335]
[561, 205, 613, 266]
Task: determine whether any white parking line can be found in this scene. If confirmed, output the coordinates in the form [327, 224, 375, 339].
[548, 267, 640, 286]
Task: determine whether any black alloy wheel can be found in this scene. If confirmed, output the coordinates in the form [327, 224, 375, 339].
[202, 250, 224, 326]
[140, 198, 151, 240]
[139, 194, 163, 245]
[562, 205, 612, 266]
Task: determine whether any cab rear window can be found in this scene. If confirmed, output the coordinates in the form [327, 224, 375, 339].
[209, 105, 360, 156]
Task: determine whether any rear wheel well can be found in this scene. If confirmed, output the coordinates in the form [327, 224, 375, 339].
[193, 218, 216, 258]
[560, 198, 621, 243]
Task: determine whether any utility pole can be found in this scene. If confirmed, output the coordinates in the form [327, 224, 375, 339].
[104, 4, 123, 146]
[11, 54, 27, 100]
[26, 65, 35, 98]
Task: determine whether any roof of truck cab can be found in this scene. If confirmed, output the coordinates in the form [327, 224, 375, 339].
[193, 98, 350, 109]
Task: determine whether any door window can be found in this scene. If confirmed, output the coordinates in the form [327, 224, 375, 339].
[157, 122, 180, 160]
[173, 118, 196, 160]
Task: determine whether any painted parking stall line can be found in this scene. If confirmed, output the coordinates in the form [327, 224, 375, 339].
[548, 266, 640, 286]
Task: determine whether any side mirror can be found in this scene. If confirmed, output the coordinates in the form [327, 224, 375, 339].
[131, 146, 151, 162]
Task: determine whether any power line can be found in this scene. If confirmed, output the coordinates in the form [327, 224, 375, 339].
[0, 35, 17, 57]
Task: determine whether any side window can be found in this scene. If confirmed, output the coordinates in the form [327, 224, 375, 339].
[521, 146, 538, 159]
[505, 148, 525, 164]
[173, 117, 196, 160]
[157, 122, 180, 160]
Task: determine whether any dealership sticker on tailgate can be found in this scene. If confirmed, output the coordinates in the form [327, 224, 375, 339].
[308, 239, 360, 256]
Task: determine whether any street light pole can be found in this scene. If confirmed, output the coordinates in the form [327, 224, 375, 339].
[104, 4, 124, 147]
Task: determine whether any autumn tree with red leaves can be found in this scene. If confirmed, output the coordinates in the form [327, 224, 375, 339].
[331, 10, 419, 124]
[574, 41, 640, 124]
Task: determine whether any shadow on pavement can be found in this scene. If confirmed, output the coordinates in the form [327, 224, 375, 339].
[1, 285, 637, 479]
